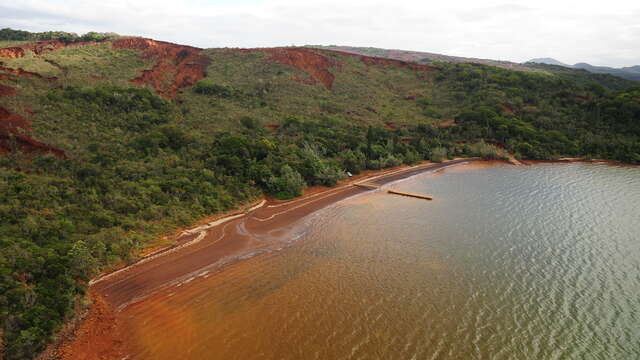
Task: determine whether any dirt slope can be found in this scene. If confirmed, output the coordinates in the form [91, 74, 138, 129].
[0, 106, 65, 157]
[238, 47, 338, 90]
[112, 37, 210, 99]
[236, 47, 436, 91]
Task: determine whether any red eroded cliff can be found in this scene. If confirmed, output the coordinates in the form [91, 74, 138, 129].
[0, 84, 16, 97]
[0, 106, 65, 157]
[112, 37, 210, 99]
[238, 48, 337, 90]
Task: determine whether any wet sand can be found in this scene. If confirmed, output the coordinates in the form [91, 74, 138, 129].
[51, 158, 476, 359]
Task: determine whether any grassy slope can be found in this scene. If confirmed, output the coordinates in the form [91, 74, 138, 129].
[312, 45, 638, 89]
[3, 44, 455, 155]
[179, 49, 445, 134]
[2, 41, 638, 163]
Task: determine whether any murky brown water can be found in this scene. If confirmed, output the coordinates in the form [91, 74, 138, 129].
[122, 163, 640, 359]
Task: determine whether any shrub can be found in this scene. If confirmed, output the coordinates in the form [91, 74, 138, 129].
[341, 150, 366, 174]
[240, 116, 260, 130]
[266, 165, 306, 199]
[469, 141, 500, 159]
[430, 147, 448, 162]
[403, 151, 422, 165]
[380, 154, 402, 168]
[193, 80, 235, 98]
[315, 165, 347, 187]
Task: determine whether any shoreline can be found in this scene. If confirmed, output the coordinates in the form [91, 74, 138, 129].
[47, 158, 478, 359]
[43, 157, 638, 359]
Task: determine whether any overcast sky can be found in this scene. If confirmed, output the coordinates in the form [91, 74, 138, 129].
[1, 0, 639, 67]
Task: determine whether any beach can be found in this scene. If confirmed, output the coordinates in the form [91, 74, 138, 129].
[46, 158, 477, 359]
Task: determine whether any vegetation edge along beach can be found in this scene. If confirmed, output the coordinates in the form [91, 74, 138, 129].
[44, 158, 477, 359]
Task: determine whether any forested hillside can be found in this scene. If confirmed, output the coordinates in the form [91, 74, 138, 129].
[0, 28, 638, 359]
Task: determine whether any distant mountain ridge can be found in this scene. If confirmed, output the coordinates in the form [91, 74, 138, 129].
[525, 58, 640, 81]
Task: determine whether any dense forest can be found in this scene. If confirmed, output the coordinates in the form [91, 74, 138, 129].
[0, 29, 638, 359]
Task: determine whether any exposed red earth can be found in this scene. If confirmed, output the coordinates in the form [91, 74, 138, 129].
[111, 37, 210, 99]
[0, 106, 65, 157]
[0, 40, 98, 60]
[437, 119, 456, 128]
[0, 47, 24, 59]
[40, 293, 128, 360]
[0, 41, 66, 156]
[237, 47, 436, 91]
[238, 47, 338, 90]
[500, 103, 515, 114]
[0, 84, 15, 97]
[0, 63, 57, 81]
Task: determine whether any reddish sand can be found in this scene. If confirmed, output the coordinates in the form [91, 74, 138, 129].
[112, 38, 210, 99]
[51, 159, 475, 359]
[40, 293, 128, 360]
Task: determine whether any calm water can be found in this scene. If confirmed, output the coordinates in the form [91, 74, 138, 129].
[125, 163, 640, 359]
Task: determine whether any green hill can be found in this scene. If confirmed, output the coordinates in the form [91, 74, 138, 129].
[0, 29, 639, 359]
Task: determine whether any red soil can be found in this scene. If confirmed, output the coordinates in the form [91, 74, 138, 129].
[266, 124, 280, 131]
[500, 103, 515, 114]
[0, 84, 15, 97]
[0, 63, 57, 81]
[0, 106, 65, 157]
[437, 119, 456, 128]
[0, 40, 96, 60]
[21, 40, 67, 55]
[238, 47, 337, 90]
[0, 106, 30, 133]
[235, 47, 436, 91]
[51, 293, 127, 360]
[0, 42, 65, 157]
[322, 48, 437, 74]
[111, 37, 210, 99]
[0, 47, 25, 59]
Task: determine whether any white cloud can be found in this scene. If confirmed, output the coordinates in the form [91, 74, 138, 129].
[0, 0, 638, 67]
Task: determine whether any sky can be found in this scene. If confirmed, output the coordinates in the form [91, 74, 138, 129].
[1, 0, 639, 67]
